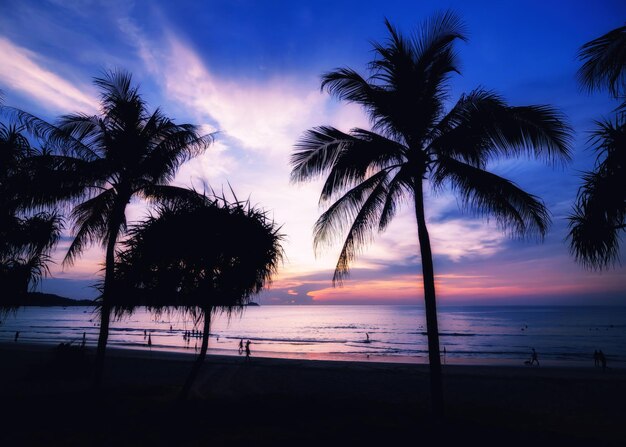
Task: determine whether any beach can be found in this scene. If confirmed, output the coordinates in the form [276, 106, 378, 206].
[1, 343, 624, 446]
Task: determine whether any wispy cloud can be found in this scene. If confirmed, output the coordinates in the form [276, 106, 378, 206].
[0, 37, 97, 113]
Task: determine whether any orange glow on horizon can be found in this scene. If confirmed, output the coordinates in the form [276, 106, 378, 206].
[297, 268, 626, 304]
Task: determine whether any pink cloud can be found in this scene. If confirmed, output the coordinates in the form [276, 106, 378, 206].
[0, 37, 97, 113]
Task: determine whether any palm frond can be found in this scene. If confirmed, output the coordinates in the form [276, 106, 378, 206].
[139, 184, 211, 209]
[4, 107, 100, 161]
[577, 24, 626, 98]
[64, 189, 117, 265]
[568, 193, 623, 270]
[56, 113, 106, 159]
[433, 156, 550, 238]
[431, 89, 572, 165]
[311, 171, 390, 282]
[379, 166, 413, 232]
[568, 116, 625, 268]
[140, 117, 214, 184]
[295, 126, 405, 203]
[291, 126, 355, 182]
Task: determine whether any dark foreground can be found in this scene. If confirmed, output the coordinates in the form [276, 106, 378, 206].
[1, 343, 624, 446]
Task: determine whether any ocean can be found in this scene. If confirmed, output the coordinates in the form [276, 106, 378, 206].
[1, 305, 625, 366]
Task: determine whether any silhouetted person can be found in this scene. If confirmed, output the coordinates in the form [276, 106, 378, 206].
[170, 325, 173, 331]
[365, 332, 370, 342]
[82, 332, 86, 349]
[530, 348, 539, 366]
[14, 331, 19, 342]
[594, 350, 600, 367]
[144, 329, 147, 339]
[599, 350, 607, 371]
[238, 339, 244, 355]
[245, 339, 251, 361]
[148, 334, 152, 350]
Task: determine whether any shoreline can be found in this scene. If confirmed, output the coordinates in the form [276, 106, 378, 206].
[3, 340, 622, 370]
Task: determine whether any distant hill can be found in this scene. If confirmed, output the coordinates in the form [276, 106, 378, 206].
[24, 292, 96, 307]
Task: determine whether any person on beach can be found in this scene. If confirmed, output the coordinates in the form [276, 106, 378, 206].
[599, 350, 607, 371]
[530, 348, 539, 366]
[594, 350, 600, 367]
[245, 340, 251, 361]
[238, 339, 244, 355]
[82, 332, 86, 349]
[365, 332, 370, 343]
[148, 334, 152, 350]
[14, 331, 19, 342]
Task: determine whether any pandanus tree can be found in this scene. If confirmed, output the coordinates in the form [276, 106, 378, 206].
[13, 70, 213, 384]
[113, 192, 283, 399]
[0, 123, 63, 310]
[290, 12, 571, 417]
[568, 24, 626, 268]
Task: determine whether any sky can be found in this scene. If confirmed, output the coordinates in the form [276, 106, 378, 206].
[1, 0, 625, 305]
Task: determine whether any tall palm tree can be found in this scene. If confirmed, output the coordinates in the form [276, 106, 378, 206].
[113, 192, 283, 399]
[14, 70, 213, 384]
[569, 25, 626, 267]
[290, 13, 571, 417]
[0, 123, 63, 310]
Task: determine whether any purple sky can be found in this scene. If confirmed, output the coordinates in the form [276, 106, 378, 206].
[1, 0, 625, 304]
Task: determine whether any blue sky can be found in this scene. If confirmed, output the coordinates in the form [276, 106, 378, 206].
[1, 0, 625, 304]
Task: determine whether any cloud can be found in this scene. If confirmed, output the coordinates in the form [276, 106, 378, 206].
[0, 37, 97, 113]
[132, 31, 330, 157]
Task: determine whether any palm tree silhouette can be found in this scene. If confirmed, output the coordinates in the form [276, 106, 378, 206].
[290, 13, 571, 417]
[113, 191, 283, 399]
[14, 70, 213, 385]
[0, 122, 62, 311]
[569, 25, 626, 268]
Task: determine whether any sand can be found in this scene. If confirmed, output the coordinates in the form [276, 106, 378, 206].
[1, 342, 624, 446]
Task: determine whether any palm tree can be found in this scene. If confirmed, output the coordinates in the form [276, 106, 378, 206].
[0, 122, 63, 311]
[13, 70, 213, 384]
[113, 191, 283, 399]
[290, 13, 571, 417]
[569, 25, 626, 267]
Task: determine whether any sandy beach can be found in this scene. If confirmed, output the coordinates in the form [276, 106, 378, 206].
[1, 342, 624, 446]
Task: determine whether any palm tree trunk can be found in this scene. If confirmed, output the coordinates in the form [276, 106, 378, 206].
[180, 307, 212, 400]
[93, 200, 126, 387]
[413, 177, 444, 420]
[93, 227, 118, 387]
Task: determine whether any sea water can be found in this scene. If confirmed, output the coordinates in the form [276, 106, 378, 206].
[1, 305, 625, 366]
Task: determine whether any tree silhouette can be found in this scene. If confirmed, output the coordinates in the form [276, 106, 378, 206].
[290, 13, 571, 417]
[12, 70, 213, 385]
[0, 122, 62, 311]
[113, 191, 283, 399]
[569, 24, 626, 268]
